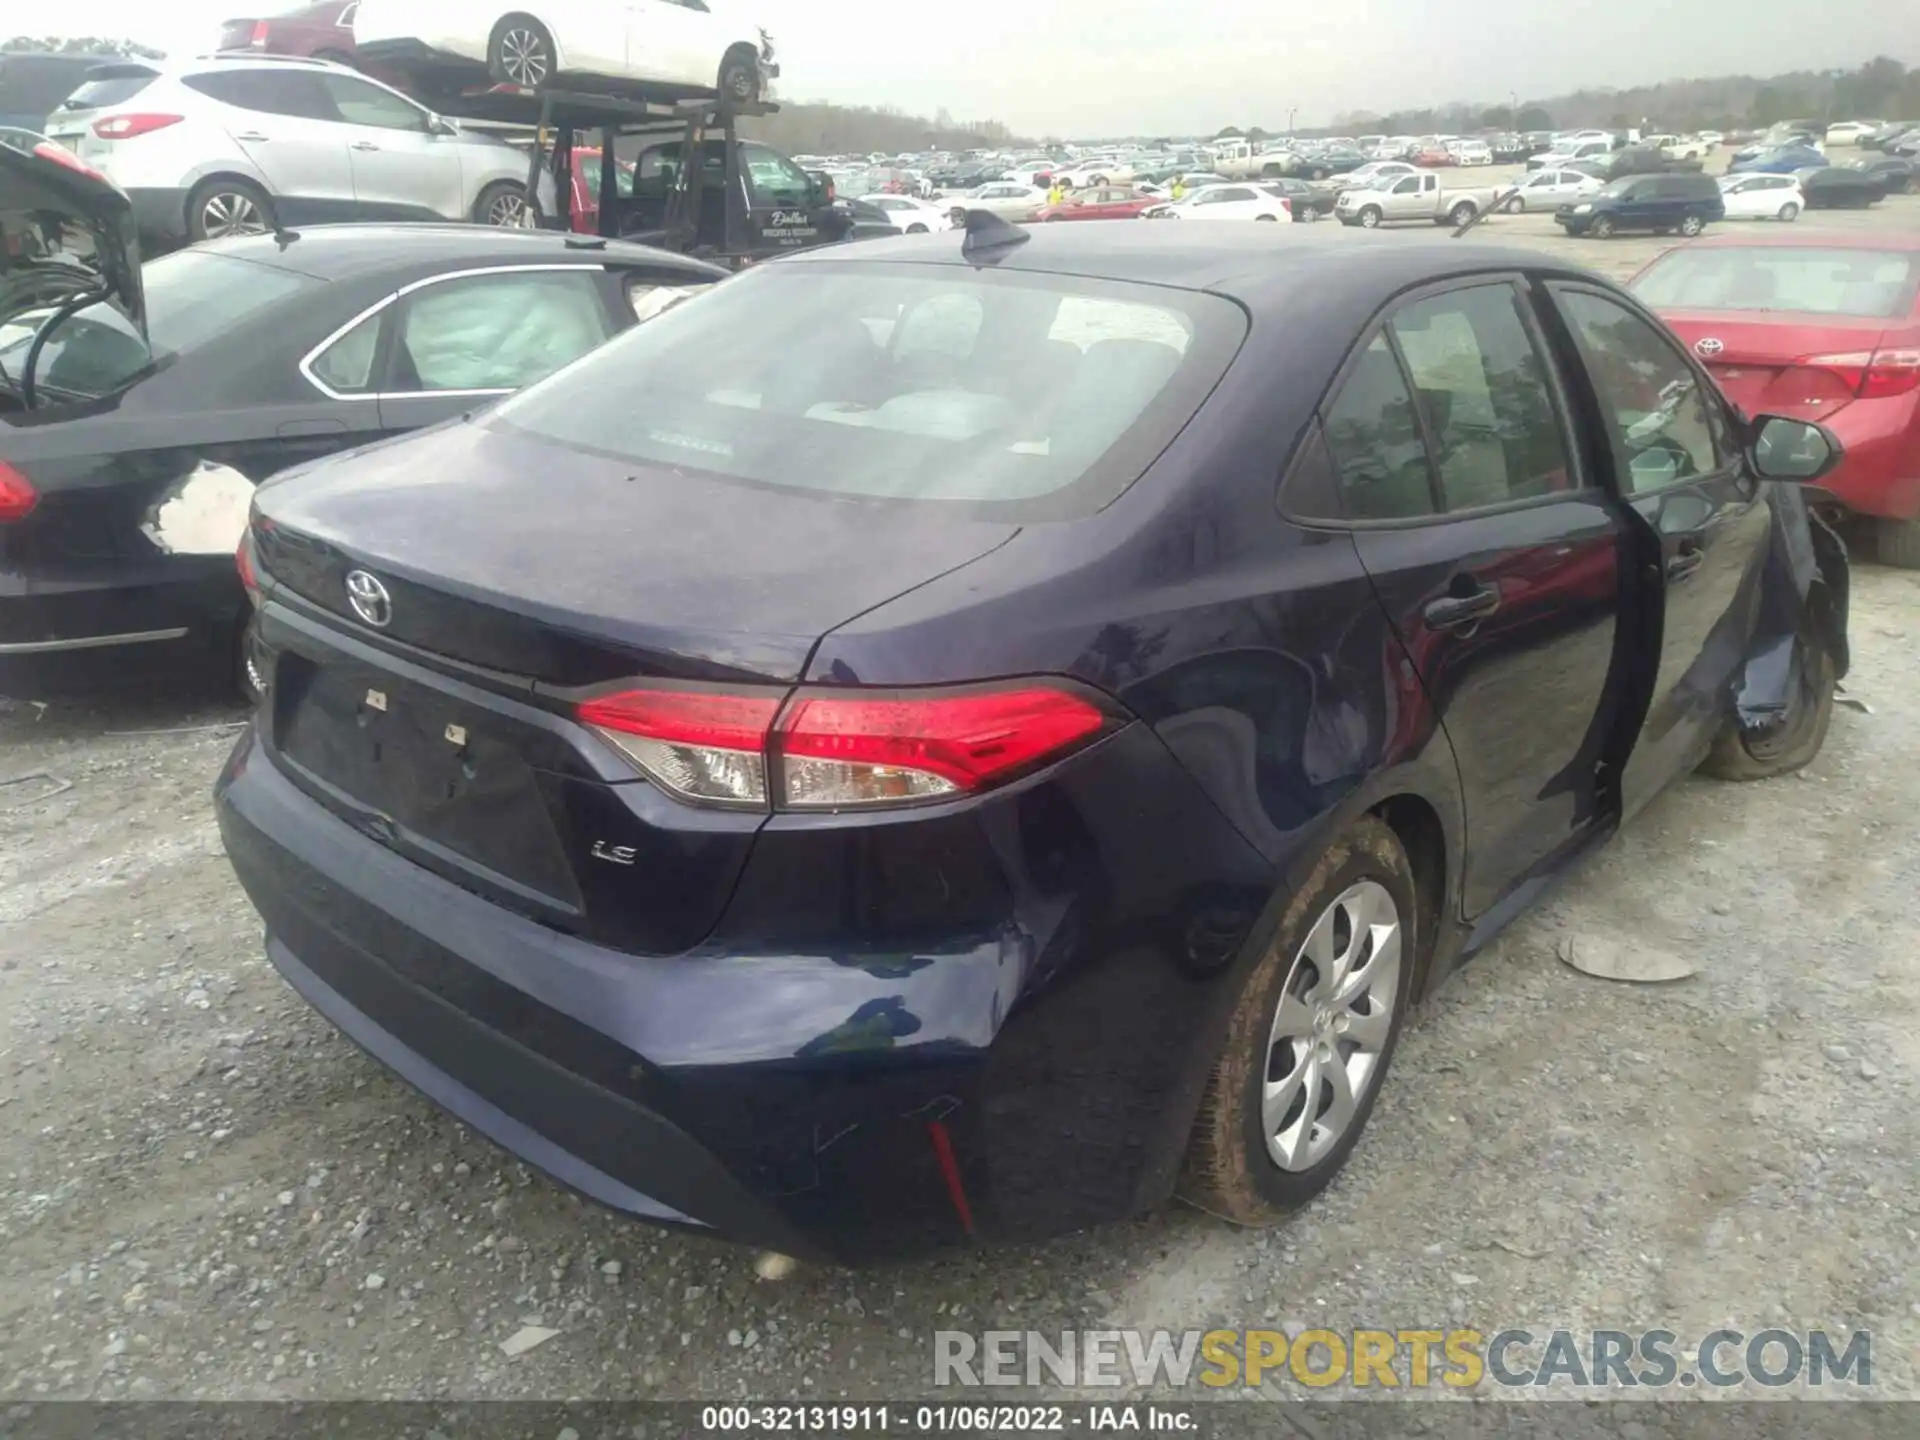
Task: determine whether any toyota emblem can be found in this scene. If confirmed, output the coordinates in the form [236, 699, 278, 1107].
[345, 569, 393, 628]
[1694, 337, 1725, 357]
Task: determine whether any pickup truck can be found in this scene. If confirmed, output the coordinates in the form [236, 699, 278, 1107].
[1212, 140, 1299, 180]
[1333, 171, 1505, 227]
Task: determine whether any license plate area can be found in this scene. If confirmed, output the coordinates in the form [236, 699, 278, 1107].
[273, 653, 581, 910]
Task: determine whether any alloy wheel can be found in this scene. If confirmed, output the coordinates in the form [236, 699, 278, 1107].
[1261, 880, 1403, 1172]
[201, 192, 268, 238]
[487, 191, 532, 226]
[500, 28, 550, 87]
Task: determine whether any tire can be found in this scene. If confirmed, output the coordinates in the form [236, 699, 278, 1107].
[186, 176, 275, 242]
[1311, 167, 1328, 181]
[1357, 205, 1382, 228]
[1179, 816, 1417, 1223]
[1589, 214, 1615, 238]
[717, 44, 760, 106]
[1678, 212, 1706, 236]
[1502, 195, 1524, 214]
[1089, 175, 1108, 187]
[1778, 201, 1800, 222]
[1448, 201, 1476, 226]
[1700, 634, 1835, 781]
[488, 14, 554, 88]
[1873, 516, 1920, 569]
[1255, 213, 1279, 222]
[905, 223, 928, 233]
[474, 180, 536, 228]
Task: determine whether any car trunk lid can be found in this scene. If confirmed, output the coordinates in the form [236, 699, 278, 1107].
[1660, 310, 1892, 418]
[247, 418, 1019, 953]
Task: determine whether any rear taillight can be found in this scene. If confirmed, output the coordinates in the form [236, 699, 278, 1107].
[92, 113, 186, 140]
[1795, 347, 1920, 400]
[0, 462, 39, 523]
[578, 683, 1113, 811]
[29, 141, 107, 183]
[251, 20, 271, 45]
[578, 689, 781, 807]
[236, 528, 259, 598]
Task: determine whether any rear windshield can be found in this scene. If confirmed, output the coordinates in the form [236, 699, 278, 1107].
[0, 249, 314, 397]
[1631, 247, 1919, 319]
[58, 68, 159, 111]
[493, 263, 1247, 519]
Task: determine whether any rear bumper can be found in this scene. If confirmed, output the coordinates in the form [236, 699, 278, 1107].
[1796, 396, 1920, 521]
[214, 707, 1278, 1262]
[0, 559, 240, 693]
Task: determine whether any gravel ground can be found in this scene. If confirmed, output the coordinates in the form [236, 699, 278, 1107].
[2, 199, 1918, 1407]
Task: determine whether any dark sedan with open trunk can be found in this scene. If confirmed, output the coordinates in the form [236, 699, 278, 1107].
[216, 219, 1850, 1263]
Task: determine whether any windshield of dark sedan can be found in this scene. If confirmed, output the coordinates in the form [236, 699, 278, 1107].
[1631, 247, 1918, 319]
[493, 262, 1247, 517]
[0, 249, 313, 397]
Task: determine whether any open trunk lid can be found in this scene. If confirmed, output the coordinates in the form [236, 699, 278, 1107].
[247, 417, 1018, 954]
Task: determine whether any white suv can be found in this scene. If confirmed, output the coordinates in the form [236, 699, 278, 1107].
[40, 55, 552, 248]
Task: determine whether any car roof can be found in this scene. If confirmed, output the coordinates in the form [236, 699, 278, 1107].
[776, 224, 1598, 306]
[184, 224, 728, 281]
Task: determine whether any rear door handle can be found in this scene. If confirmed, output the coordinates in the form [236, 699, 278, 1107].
[1666, 542, 1705, 582]
[1423, 585, 1501, 631]
[351, 140, 381, 152]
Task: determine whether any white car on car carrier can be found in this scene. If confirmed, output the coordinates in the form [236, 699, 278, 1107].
[352, 0, 777, 105]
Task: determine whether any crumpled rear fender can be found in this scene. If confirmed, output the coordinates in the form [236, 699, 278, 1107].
[1731, 481, 1850, 733]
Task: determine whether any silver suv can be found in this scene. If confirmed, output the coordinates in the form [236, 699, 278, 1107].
[41, 55, 551, 248]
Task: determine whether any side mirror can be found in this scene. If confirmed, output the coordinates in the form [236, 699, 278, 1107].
[1751, 414, 1842, 482]
[807, 170, 833, 205]
[428, 114, 458, 137]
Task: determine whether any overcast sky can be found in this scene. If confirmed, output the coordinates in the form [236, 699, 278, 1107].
[30, 0, 1920, 136]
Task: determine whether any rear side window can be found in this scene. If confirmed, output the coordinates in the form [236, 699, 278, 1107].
[1319, 335, 1436, 521]
[391, 270, 612, 393]
[184, 69, 333, 120]
[1631, 247, 1918, 319]
[492, 263, 1246, 519]
[319, 74, 426, 131]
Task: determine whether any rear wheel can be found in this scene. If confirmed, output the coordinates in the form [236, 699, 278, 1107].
[1448, 200, 1476, 226]
[1700, 634, 1835, 780]
[905, 222, 928, 233]
[488, 14, 554, 88]
[1678, 212, 1706, 236]
[1778, 201, 1800, 221]
[474, 181, 536, 227]
[1873, 516, 1920, 569]
[1180, 817, 1416, 1223]
[1502, 194, 1524, 213]
[187, 177, 275, 242]
[717, 44, 760, 106]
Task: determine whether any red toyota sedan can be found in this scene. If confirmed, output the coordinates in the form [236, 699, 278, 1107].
[1032, 186, 1160, 222]
[1634, 231, 1920, 565]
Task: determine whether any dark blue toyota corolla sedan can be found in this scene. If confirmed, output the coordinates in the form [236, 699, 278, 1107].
[216, 220, 1849, 1263]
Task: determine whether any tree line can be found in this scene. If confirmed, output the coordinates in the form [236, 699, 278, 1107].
[1323, 55, 1918, 137]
